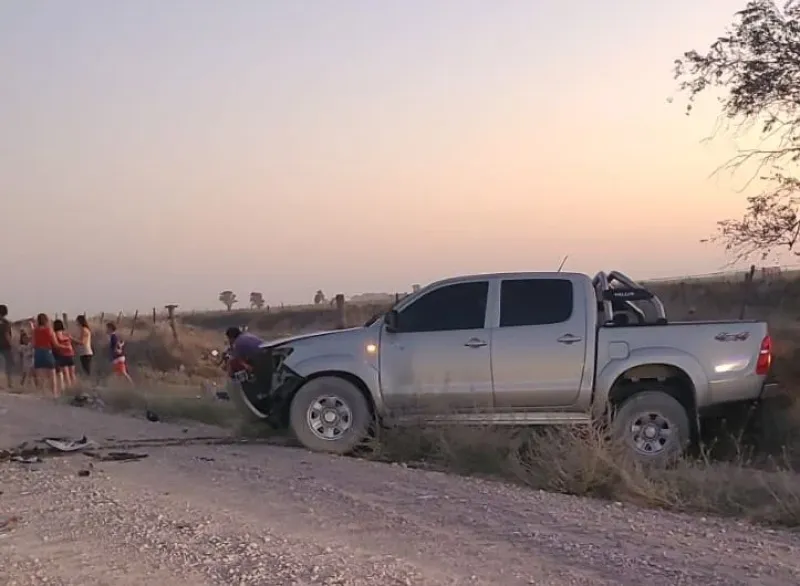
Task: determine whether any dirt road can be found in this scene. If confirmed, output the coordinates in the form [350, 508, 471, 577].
[1, 393, 799, 586]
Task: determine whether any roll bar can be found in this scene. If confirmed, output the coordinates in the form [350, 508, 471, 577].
[592, 270, 666, 325]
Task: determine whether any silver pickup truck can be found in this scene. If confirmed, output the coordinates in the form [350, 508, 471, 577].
[229, 270, 778, 463]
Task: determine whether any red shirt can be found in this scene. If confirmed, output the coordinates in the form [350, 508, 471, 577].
[55, 332, 75, 357]
[33, 326, 57, 350]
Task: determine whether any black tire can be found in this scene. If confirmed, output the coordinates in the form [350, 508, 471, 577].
[611, 390, 691, 466]
[289, 376, 372, 455]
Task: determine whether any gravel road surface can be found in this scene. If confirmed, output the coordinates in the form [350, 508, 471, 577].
[1, 392, 799, 585]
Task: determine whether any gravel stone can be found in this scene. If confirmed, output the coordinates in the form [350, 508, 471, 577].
[1, 393, 799, 585]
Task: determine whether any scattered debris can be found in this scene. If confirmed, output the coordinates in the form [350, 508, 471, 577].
[0, 515, 20, 533]
[0, 442, 46, 463]
[145, 410, 160, 422]
[11, 455, 41, 464]
[70, 394, 90, 407]
[77, 469, 91, 477]
[85, 451, 148, 462]
[69, 393, 105, 410]
[215, 390, 230, 401]
[44, 436, 95, 452]
[195, 456, 215, 462]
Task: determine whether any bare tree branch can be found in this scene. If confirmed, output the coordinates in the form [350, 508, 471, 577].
[675, 0, 800, 260]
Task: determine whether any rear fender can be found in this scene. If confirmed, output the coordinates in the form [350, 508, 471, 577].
[593, 349, 710, 419]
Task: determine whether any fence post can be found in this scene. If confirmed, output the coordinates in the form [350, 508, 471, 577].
[152, 307, 157, 324]
[165, 304, 179, 342]
[99, 312, 105, 325]
[61, 313, 68, 328]
[335, 294, 346, 329]
[738, 264, 757, 320]
[130, 310, 139, 337]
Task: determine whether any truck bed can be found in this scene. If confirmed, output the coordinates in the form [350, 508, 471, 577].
[596, 320, 769, 408]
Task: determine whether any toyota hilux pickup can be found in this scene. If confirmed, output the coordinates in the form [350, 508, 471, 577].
[227, 270, 778, 463]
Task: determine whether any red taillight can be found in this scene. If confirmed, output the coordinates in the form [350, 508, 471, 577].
[756, 335, 772, 375]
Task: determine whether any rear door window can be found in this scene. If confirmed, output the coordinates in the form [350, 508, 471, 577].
[499, 279, 573, 327]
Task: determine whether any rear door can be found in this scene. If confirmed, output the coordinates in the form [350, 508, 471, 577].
[490, 276, 587, 409]
[379, 279, 494, 415]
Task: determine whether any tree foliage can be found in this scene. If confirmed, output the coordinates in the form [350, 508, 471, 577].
[674, 0, 800, 260]
[249, 291, 265, 309]
[219, 290, 238, 311]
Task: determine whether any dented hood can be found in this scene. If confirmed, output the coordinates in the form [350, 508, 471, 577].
[259, 327, 362, 349]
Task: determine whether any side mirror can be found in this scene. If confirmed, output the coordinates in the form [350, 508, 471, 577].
[384, 310, 399, 333]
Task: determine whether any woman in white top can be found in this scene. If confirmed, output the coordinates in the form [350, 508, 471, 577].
[73, 315, 94, 376]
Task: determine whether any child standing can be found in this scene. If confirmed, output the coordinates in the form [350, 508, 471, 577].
[52, 320, 76, 389]
[106, 322, 133, 385]
[17, 330, 35, 388]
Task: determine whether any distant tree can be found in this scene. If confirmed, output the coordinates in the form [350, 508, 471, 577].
[218, 290, 238, 311]
[313, 290, 326, 305]
[249, 292, 265, 309]
[674, 1, 800, 261]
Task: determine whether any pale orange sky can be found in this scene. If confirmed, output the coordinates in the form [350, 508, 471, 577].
[0, 1, 783, 316]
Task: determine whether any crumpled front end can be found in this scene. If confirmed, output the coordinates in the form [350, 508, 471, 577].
[228, 346, 303, 426]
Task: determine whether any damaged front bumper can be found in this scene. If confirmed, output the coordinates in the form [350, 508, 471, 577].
[229, 346, 303, 426]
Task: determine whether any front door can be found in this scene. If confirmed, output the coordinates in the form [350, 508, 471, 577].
[379, 280, 493, 416]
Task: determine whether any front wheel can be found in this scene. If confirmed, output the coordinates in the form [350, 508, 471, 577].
[289, 376, 372, 455]
[611, 390, 691, 466]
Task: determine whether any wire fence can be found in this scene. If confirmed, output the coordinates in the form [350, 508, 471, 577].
[644, 263, 800, 284]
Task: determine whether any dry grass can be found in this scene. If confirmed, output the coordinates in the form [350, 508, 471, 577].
[371, 423, 800, 528]
[62, 380, 237, 428]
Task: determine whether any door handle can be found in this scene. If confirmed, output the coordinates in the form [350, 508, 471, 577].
[464, 338, 488, 348]
[557, 334, 582, 345]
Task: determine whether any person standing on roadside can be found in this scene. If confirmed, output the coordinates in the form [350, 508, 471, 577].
[106, 322, 133, 385]
[0, 305, 13, 389]
[18, 329, 35, 388]
[32, 313, 67, 398]
[73, 315, 94, 378]
[52, 319, 76, 389]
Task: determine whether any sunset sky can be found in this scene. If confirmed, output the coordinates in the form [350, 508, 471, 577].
[0, 0, 782, 317]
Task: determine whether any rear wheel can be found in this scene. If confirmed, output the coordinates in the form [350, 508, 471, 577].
[611, 390, 690, 465]
[289, 376, 372, 455]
